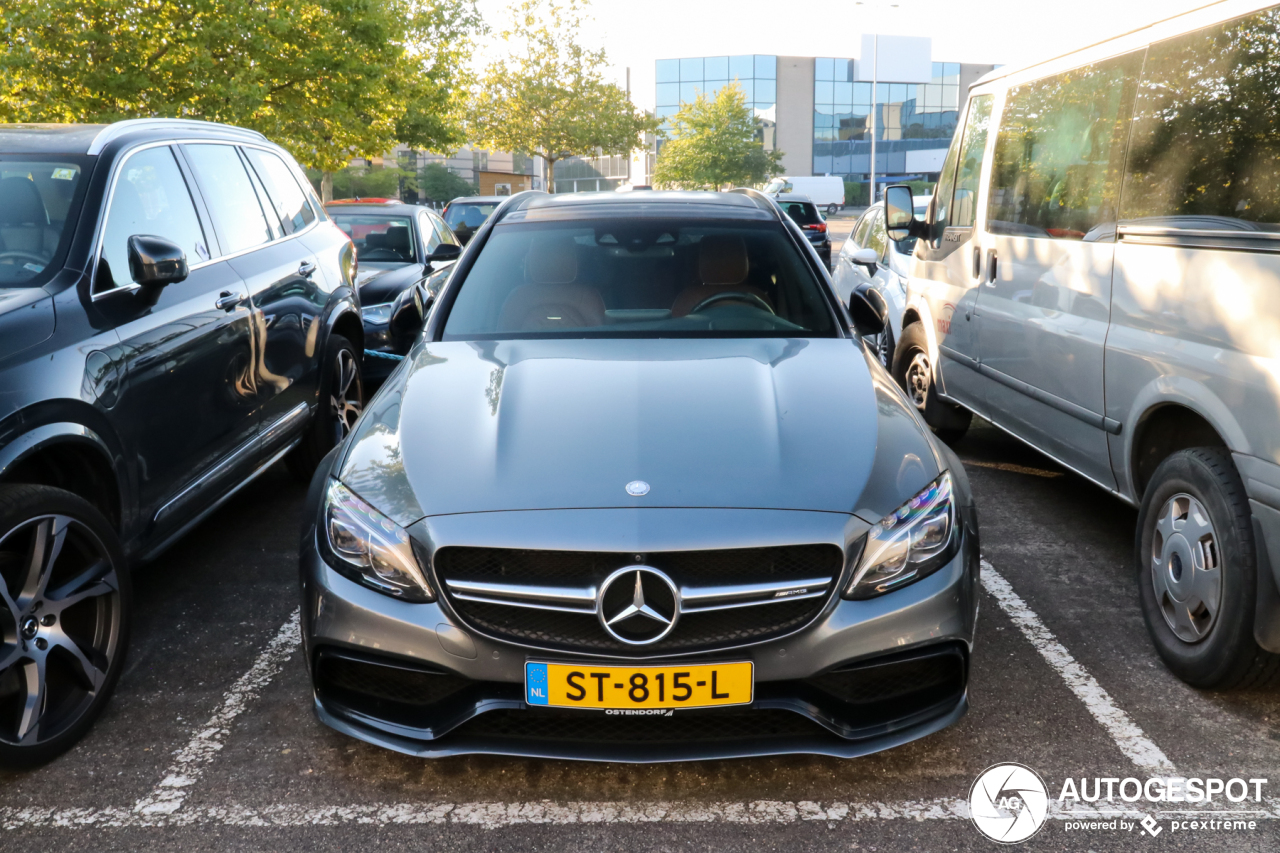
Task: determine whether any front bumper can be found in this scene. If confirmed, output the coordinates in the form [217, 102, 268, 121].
[300, 506, 980, 762]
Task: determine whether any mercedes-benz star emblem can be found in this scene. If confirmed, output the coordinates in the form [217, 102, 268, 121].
[625, 480, 650, 496]
[597, 566, 679, 645]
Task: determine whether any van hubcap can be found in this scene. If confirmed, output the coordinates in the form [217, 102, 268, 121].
[1151, 493, 1221, 643]
[905, 351, 932, 410]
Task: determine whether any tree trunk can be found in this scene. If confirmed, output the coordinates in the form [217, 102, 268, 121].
[321, 171, 333, 203]
[546, 158, 555, 193]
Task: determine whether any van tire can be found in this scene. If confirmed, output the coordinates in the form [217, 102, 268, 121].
[892, 322, 971, 445]
[1136, 448, 1280, 689]
[286, 334, 363, 482]
[827, 204, 839, 216]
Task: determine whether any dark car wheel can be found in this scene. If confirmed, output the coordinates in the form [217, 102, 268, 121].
[1136, 448, 1280, 689]
[891, 322, 971, 445]
[827, 204, 839, 216]
[286, 333, 364, 481]
[876, 323, 896, 370]
[0, 484, 130, 769]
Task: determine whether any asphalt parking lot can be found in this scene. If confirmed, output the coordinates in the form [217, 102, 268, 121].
[2, 420, 1278, 851]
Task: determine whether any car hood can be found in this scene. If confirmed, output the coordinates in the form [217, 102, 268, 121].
[338, 338, 943, 525]
[356, 264, 424, 305]
[0, 286, 55, 364]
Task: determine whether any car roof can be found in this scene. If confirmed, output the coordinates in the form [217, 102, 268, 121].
[0, 118, 267, 155]
[447, 196, 508, 205]
[325, 202, 426, 216]
[776, 194, 816, 204]
[499, 189, 778, 223]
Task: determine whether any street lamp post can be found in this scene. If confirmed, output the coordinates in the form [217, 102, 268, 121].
[857, 1, 901, 206]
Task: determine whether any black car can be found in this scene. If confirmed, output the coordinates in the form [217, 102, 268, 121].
[0, 118, 365, 767]
[325, 200, 461, 382]
[780, 197, 832, 269]
[441, 196, 503, 245]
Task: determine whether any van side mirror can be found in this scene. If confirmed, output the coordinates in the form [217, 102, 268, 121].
[884, 185, 924, 242]
[127, 234, 188, 287]
[847, 283, 888, 337]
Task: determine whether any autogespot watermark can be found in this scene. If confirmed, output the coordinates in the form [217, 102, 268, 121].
[968, 764, 1270, 843]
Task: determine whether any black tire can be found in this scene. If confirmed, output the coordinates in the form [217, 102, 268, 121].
[0, 484, 130, 768]
[827, 204, 839, 216]
[891, 321, 971, 445]
[876, 323, 896, 371]
[1135, 448, 1280, 689]
[286, 333, 364, 482]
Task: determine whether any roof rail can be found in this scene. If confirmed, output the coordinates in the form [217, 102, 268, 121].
[87, 118, 268, 156]
[728, 186, 784, 218]
[489, 189, 549, 226]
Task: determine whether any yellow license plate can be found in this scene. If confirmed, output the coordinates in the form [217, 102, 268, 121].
[524, 661, 753, 710]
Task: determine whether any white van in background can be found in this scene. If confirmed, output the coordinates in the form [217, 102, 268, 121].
[764, 175, 845, 215]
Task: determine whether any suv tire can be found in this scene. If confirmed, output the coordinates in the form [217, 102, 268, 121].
[286, 333, 363, 481]
[1136, 448, 1280, 689]
[892, 322, 971, 444]
[0, 484, 130, 768]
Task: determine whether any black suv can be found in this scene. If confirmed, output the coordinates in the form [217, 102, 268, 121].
[779, 196, 832, 269]
[0, 119, 366, 766]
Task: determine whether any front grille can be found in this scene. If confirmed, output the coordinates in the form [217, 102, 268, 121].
[454, 708, 828, 745]
[434, 545, 844, 655]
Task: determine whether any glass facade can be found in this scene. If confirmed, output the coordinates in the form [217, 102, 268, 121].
[655, 55, 778, 150]
[814, 61, 962, 198]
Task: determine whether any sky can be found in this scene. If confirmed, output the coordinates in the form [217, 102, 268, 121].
[474, 0, 1217, 109]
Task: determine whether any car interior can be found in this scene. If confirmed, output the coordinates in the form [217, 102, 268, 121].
[331, 215, 417, 263]
[443, 220, 837, 338]
[0, 165, 80, 285]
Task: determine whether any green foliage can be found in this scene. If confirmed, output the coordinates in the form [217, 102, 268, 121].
[305, 165, 418, 200]
[420, 162, 476, 202]
[467, 0, 658, 185]
[654, 82, 785, 190]
[844, 181, 869, 207]
[0, 0, 483, 172]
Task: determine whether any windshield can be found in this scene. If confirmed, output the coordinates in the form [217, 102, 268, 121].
[0, 156, 91, 287]
[442, 219, 837, 340]
[331, 214, 416, 263]
[444, 202, 499, 231]
[763, 178, 788, 194]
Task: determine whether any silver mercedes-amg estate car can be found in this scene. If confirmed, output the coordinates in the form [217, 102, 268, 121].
[298, 189, 981, 761]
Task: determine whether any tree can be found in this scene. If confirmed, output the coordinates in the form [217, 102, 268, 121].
[420, 162, 476, 203]
[654, 82, 785, 190]
[0, 0, 482, 200]
[305, 164, 420, 200]
[467, 0, 658, 189]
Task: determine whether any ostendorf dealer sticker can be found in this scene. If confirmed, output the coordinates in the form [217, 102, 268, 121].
[969, 763, 1050, 843]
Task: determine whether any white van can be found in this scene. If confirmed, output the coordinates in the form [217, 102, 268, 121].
[764, 176, 845, 215]
[885, 0, 1280, 689]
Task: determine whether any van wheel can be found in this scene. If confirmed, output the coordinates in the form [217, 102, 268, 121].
[286, 334, 363, 481]
[827, 204, 839, 216]
[891, 322, 971, 444]
[1136, 448, 1280, 689]
[0, 484, 130, 768]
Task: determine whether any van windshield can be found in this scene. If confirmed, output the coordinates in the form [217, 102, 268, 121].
[0, 156, 91, 288]
[441, 218, 837, 340]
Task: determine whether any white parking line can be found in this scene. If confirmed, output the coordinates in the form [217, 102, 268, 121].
[981, 559, 1175, 774]
[131, 609, 302, 817]
[5, 799, 1278, 830]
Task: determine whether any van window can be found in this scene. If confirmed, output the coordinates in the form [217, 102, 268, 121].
[1121, 8, 1280, 230]
[988, 52, 1142, 240]
[942, 95, 993, 231]
[183, 143, 273, 254]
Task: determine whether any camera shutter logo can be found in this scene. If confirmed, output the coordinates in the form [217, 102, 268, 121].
[969, 763, 1049, 843]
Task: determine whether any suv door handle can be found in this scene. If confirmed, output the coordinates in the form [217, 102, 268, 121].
[214, 291, 243, 311]
[298, 261, 317, 278]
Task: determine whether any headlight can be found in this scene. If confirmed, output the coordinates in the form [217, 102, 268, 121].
[844, 472, 958, 600]
[323, 480, 434, 602]
[361, 302, 393, 325]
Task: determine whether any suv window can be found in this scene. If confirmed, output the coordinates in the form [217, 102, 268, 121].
[1122, 7, 1280, 230]
[243, 148, 316, 235]
[864, 209, 888, 262]
[442, 219, 837, 339]
[0, 156, 91, 287]
[183, 143, 273, 254]
[444, 201, 499, 231]
[988, 52, 1141, 240]
[99, 146, 209, 291]
[782, 201, 822, 226]
[852, 209, 874, 248]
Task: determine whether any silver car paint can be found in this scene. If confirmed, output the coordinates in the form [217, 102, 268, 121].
[338, 337, 943, 525]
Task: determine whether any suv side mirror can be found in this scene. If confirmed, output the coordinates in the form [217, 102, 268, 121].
[847, 283, 888, 337]
[884, 185, 923, 242]
[851, 247, 879, 273]
[127, 234, 188, 287]
[427, 243, 461, 263]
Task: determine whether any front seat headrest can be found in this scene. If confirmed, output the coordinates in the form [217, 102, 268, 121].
[384, 225, 411, 254]
[527, 237, 579, 284]
[0, 177, 49, 227]
[698, 235, 748, 285]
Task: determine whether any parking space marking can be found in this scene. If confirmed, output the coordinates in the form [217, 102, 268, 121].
[981, 560, 1175, 774]
[132, 609, 302, 817]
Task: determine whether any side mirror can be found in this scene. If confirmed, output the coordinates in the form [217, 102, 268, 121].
[852, 247, 879, 273]
[884, 185, 923, 242]
[388, 284, 427, 350]
[427, 243, 461, 263]
[127, 235, 188, 287]
[847, 283, 888, 337]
